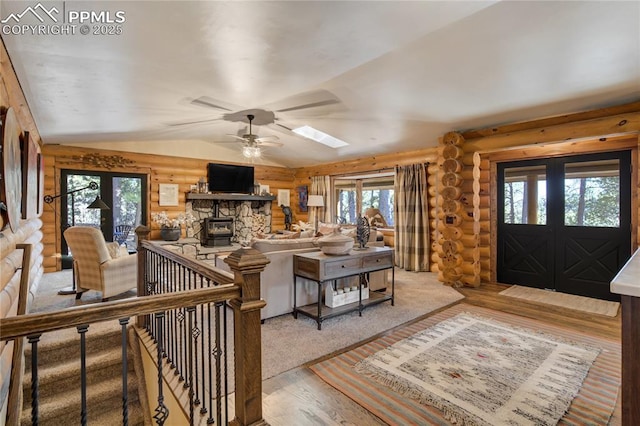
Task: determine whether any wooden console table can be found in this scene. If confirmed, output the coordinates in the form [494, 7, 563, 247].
[293, 247, 394, 330]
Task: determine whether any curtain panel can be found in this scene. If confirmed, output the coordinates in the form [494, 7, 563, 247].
[394, 163, 430, 271]
[310, 176, 331, 224]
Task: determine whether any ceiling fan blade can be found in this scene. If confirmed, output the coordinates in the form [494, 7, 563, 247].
[276, 98, 341, 113]
[225, 134, 249, 142]
[166, 117, 222, 127]
[255, 135, 279, 143]
[191, 96, 235, 111]
[257, 141, 283, 148]
[272, 122, 294, 132]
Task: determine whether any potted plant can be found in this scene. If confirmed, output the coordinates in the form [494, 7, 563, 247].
[151, 211, 195, 241]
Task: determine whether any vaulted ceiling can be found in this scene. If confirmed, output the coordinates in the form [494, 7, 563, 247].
[2, 1, 639, 167]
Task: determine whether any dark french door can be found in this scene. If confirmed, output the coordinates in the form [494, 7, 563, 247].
[497, 150, 631, 301]
[60, 170, 147, 262]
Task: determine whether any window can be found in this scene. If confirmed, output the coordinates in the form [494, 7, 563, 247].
[503, 165, 547, 225]
[564, 159, 620, 227]
[334, 173, 395, 226]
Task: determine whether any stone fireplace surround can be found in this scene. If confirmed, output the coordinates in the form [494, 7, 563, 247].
[185, 197, 273, 245]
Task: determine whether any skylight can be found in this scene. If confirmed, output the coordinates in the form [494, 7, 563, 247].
[292, 125, 349, 148]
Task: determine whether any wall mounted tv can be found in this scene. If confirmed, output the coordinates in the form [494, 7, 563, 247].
[207, 163, 255, 194]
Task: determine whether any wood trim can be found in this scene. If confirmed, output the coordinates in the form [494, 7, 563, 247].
[465, 112, 640, 152]
[484, 135, 638, 162]
[462, 101, 640, 140]
[294, 147, 439, 179]
[5, 244, 32, 426]
[489, 161, 498, 283]
[633, 135, 639, 248]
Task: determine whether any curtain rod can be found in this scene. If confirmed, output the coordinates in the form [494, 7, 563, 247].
[330, 167, 395, 179]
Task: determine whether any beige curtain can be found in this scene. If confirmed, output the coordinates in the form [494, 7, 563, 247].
[394, 163, 430, 271]
[310, 176, 331, 224]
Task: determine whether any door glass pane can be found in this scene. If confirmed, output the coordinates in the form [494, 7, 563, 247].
[564, 159, 620, 227]
[503, 165, 547, 225]
[66, 174, 100, 227]
[112, 176, 143, 249]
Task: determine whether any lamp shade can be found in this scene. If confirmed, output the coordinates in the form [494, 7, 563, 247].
[87, 196, 110, 210]
[307, 195, 324, 207]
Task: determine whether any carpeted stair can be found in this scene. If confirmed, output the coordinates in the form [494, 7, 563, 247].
[21, 325, 146, 425]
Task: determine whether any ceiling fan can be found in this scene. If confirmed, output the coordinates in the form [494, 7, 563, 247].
[169, 89, 342, 132]
[224, 114, 283, 160]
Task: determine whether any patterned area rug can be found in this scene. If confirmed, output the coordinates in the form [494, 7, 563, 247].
[499, 285, 620, 317]
[310, 304, 621, 426]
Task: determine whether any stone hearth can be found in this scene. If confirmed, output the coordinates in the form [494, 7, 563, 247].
[186, 199, 272, 245]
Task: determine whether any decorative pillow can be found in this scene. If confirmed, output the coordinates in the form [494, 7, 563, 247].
[300, 230, 314, 238]
[107, 242, 129, 259]
[292, 221, 314, 232]
[317, 222, 340, 236]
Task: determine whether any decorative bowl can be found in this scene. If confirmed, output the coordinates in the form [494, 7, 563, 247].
[317, 228, 354, 255]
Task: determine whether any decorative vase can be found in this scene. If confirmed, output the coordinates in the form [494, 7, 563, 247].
[160, 226, 181, 241]
[317, 228, 354, 255]
[356, 214, 370, 249]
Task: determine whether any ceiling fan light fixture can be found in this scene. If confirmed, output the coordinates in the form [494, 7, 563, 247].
[243, 145, 261, 159]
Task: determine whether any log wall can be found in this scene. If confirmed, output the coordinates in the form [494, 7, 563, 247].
[0, 38, 45, 419]
[41, 145, 296, 272]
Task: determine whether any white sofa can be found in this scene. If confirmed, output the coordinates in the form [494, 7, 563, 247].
[215, 236, 389, 321]
[215, 238, 320, 320]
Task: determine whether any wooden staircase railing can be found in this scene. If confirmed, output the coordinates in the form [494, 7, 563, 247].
[1, 226, 270, 425]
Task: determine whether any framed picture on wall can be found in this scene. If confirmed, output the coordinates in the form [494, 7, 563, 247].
[36, 147, 44, 217]
[159, 183, 179, 206]
[297, 185, 308, 212]
[21, 131, 39, 219]
[278, 189, 290, 207]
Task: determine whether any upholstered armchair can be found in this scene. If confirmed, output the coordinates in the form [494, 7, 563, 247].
[63, 226, 137, 301]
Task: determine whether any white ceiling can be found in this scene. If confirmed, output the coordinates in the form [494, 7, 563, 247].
[2, 1, 639, 168]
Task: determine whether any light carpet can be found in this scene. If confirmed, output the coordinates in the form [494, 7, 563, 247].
[311, 303, 621, 426]
[499, 285, 620, 317]
[259, 268, 463, 379]
[31, 268, 465, 380]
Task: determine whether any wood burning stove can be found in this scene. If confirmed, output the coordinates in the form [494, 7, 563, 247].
[201, 217, 234, 247]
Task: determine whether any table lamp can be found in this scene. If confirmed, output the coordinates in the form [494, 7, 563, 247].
[307, 195, 324, 234]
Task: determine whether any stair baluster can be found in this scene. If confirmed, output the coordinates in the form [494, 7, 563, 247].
[186, 306, 196, 424]
[27, 334, 41, 425]
[77, 325, 89, 426]
[153, 312, 169, 425]
[120, 317, 130, 425]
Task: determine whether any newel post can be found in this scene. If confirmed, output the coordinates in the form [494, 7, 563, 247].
[135, 225, 150, 328]
[225, 247, 270, 426]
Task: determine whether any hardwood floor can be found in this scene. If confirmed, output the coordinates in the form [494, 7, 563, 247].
[261, 282, 622, 426]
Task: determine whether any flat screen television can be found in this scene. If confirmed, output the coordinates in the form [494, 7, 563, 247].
[207, 163, 255, 193]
